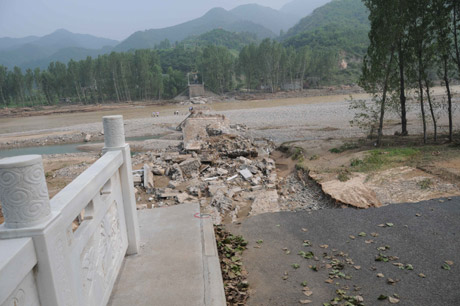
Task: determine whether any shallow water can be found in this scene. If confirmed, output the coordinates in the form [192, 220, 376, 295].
[0, 136, 158, 158]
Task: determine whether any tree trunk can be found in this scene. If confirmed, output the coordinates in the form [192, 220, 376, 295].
[418, 52, 427, 144]
[398, 41, 408, 135]
[443, 57, 453, 142]
[377, 50, 395, 146]
[453, 6, 460, 74]
[425, 78, 437, 142]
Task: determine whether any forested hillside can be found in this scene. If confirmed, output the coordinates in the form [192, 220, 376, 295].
[283, 0, 369, 55]
[114, 7, 276, 52]
[0, 29, 119, 70]
[0, 0, 376, 107]
[181, 30, 259, 51]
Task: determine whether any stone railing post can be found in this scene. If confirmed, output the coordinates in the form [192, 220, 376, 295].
[0, 155, 76, 306]
[0, 155, 51, 229]
[102, 115, 140, 255]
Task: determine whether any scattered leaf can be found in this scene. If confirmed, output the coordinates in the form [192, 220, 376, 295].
[354, 266, 361, 270]
[386, 223, 394, 227]
[377, 273, 385, 278]
[442, 263, 451, 270]
[445, 260, 454, 266]
[304, 290, 313, 297]
[378, 294, 388, 300]
[302, 228, 308, 232]
[418, 273, 426, 278]
[301, 281, 308, 287]
[378, 224, 385, 227]
[415, 213, 421, 217]
[358, 232, 367, 237]
[325, 279, 334, 284]
[387, 278, 395, 284]
[371, 232, 379, 237]
[292, 263, 300, 269]
[299, 300, 312, 304]
[256, 240, 263, 244]
[405, 264, 414, 270]
[365, 240, 374, 244]
[349, 235, 356, 240]
[320, 244, 329, 249]
[389, 296, 400, 304]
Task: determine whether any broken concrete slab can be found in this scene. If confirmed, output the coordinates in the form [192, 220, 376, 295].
[239, 169, 253, 180]
[250, 190, 280, 216]
[182, 114, 230, 151]
[180, 158, 201, 178]
[144, 164, 154, 193]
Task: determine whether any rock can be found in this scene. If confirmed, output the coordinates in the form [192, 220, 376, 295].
[239, 168, 253, 180]
[168, 180, 181, 189]
[152, 167, 165, 176]
[84, 134, 91, 142]
[170, 164, 184, 181]
[175, 193, 189, 204]
[188, 186, 201, 197]
[211, 190, 233, 213]
[172, 154, 192, 163]
[251, 177, 262, 186]
[208, 184, 227, 197]
[216, 168, 229, 176]
[179, 158, 201, 178]
[133, 174, 142, 185]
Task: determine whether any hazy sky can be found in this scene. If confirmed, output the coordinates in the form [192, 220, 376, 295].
[0, 0, 292, 41]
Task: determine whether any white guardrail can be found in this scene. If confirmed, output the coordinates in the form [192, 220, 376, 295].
[0, 115, 140, 306]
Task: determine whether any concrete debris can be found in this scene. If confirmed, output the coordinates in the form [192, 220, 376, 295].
[179, 158, 201, 178]
[143, 164, 154, 193]
[211, 190, 233, 213]
[239, 169, 253, 180]
[130, 112, 323, 225]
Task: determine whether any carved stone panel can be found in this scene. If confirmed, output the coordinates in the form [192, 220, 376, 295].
[1, 271, 40, 306]
[80, 201, 126, 305]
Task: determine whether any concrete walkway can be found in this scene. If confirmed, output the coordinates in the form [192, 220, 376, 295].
[108, 203, 225, 306]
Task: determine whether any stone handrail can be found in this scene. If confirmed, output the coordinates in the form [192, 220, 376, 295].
[0, 115, 140, 306]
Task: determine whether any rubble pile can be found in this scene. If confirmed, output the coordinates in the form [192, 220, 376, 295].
[132, 112, 333, 224]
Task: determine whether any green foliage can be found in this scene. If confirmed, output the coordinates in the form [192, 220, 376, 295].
[329, 143, 358, 154]
[418, 178, 433, 190]
[182, 29, 259, 51]
[350, 148, 420, 172]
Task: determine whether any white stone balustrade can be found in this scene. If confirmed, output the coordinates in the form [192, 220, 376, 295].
[0, 115, 140, 306]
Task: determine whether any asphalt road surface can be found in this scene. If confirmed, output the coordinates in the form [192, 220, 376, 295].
[227, 197, 460, 306]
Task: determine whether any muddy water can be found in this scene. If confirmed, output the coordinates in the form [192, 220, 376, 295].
[0, 135, 159, 158]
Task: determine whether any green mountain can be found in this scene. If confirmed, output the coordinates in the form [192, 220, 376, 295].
[283, 0, 369, 56]
[230, 4, 299, 35]
[0, 29, 118, 69]
[182, 29, 259, 51]
[20, 46, 113, 70]
[114, 7, 276, 52]
[280, 0, 333, 18]
[0, 36, 39, 51]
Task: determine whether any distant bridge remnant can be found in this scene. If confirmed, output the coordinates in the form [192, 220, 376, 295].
[188, 72, 205, 98]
